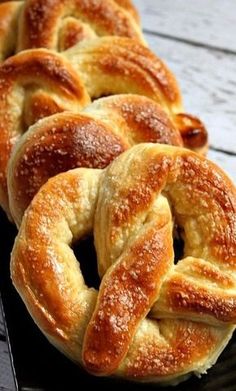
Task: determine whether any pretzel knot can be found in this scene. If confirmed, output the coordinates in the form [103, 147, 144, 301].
[0, 48, 90, 216]
[1, 37, 207, 218]
[0, 0, 142, 61]
[11, 144, 236, 383]
[8, 94, 182, 226]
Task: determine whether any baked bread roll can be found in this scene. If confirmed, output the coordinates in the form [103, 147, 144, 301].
[0, 37, 207, 217]
[11, 143, 236, 384]
[0, 0, 143, 61]
[8, 94, 182, 226]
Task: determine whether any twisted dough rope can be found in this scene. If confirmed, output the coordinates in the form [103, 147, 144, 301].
[8, 94, 183, 227]
[11, 143, 236, 383]
[0, 48, 90, 217]
[0, 1, 21, 61]
[50, 37, 208, 151]
[0, 0, 142, 61]
[0, 37, 207, 216]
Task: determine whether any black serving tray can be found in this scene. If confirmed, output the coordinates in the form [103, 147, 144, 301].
[1, 207, 236, 391]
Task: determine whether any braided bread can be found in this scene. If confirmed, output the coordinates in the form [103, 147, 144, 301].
[11, 143, 236, 384]
[0, 0, 143, 62]
[8, 94, 182, 226]
[0, 37, 207, 217]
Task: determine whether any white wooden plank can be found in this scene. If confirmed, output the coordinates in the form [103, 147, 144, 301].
[144, 33, 236, 154]
[0, 311, 14, 390]
[134, 0, 236, 53]
[0, 341, 15, 391]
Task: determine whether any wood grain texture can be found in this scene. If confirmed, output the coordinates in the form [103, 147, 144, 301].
[134, 0, 236, 53]
[144, 33, 236, 155]
[0, 304, 14, 390]
[0, 341, 15, 391]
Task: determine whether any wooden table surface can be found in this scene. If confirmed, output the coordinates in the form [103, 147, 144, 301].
[0, 1, 236, 389]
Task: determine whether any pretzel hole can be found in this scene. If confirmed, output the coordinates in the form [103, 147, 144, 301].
[72, 236, 100, 289]
[173, 225, 184, 264]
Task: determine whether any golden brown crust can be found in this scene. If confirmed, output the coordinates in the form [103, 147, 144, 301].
[113, 0, 140, 24]
[0, 4, 207, 154]
[161, 276, 236, 323]
[84, 218, 173, 375]
[68, 37, 181, 104]
[174, 113, 208, 152]
[0, 48, 90, 216]
[0, 1, 21, 61]
[11, 144, 236, 383]
[2, 37, 207, 218]
[11, 168, 102, 344]
[0, 0, 142, 60]
[8, 94, 182, 226]
[58, 18, 97, 51]
[17, 0, 143, 52]
[124, 320, 227, 379]
[65, 37, 208, 151]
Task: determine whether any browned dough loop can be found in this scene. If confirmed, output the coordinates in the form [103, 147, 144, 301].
[11, 144, 236, 384]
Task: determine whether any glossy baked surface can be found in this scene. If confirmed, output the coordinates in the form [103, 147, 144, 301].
[1, 1, 236, 389]
[11, 144, 236, 383]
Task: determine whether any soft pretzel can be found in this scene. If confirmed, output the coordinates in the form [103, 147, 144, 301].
[74, 35, 205, 154]
[0, 48, 90, 217]
[0, 0, 143, 61]
[11, 143, 236, 384]
[0, 1, 21, 61]
[0, 37, 207, 215]
[113, 0, 140, 23]
[62, 37, 208, 152]
[8, 94, 183, 226]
